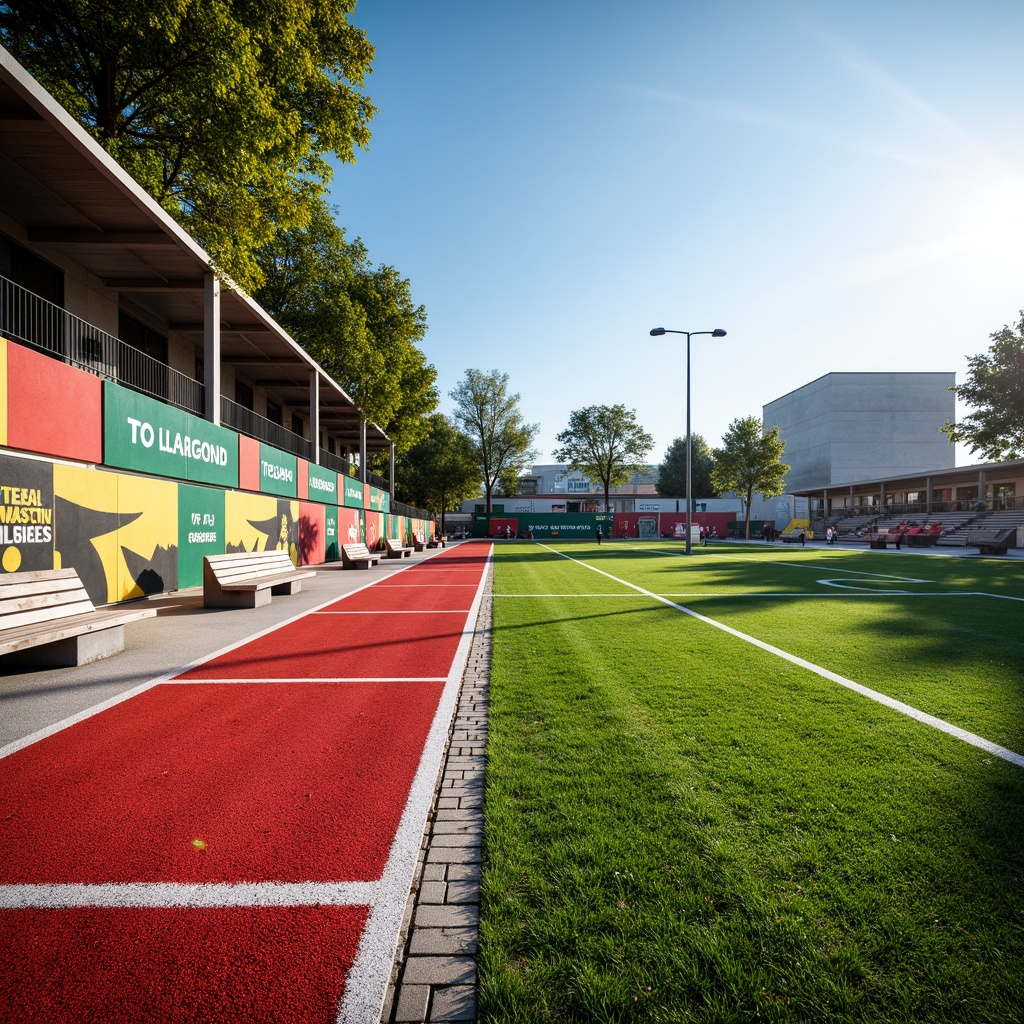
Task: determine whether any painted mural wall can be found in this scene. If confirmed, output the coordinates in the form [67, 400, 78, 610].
[0, 339, 435, 604]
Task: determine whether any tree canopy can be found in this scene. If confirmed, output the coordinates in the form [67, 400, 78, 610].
[449, 370, 538, 514]
[942, 310, 1024, 461]
[0, 0, 376, 292]
[552, 405, 654, 512]
[394, 414, 480, 530]
[253, 200, 437, 454]
[711, 417, 789, 539]
[656, 434, 719, 502]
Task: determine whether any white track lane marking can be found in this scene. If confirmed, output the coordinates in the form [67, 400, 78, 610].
[0, 881, 376, 909]
[536, 544, 1024, 768]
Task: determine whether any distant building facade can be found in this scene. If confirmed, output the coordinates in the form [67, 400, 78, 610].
[763, 372, 955, 492]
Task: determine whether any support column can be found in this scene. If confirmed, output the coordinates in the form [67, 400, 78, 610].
[879, 482, 885, 510]
[309, 370, 320, 465]
[926, 476, 932, 514]
[203, 273, 221, 424]
[359, 419, 367, 483]
[389, 443, 396, 498]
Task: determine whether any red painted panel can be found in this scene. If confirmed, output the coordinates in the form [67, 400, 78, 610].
[299, 500, 325, 565]
[6, 343, 102, 462]
[238, 434, 260, 491]
[297, 458, 308, 500]
[0, 904, 367, 1024]
[0, 681, 444, 883]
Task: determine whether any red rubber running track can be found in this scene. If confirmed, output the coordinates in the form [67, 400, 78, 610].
[0, 543, 492, 1024]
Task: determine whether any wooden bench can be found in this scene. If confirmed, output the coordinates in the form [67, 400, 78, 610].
[780, 530, 806, 544]
[203, 550, 315, 608]
[413, 532, 427, 553]
[385, 537, 414, 559]
[426, 534, 447, 548]
[969, 528, 1015, 555]
[0, 568, 156, 668]
[341, 542, 381, 569]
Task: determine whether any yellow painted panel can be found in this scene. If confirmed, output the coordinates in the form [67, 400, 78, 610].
[225, 490, 280, 553]
[53, 464, 120, 604]
[116, 473, 178, 601]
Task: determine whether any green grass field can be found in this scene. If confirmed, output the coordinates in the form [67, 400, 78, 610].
[478, 541, 1024, 1023]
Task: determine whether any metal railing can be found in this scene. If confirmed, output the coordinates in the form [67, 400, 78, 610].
[220, 398, 309, 459]
[1, 273, 204, 414]
[390, 499, 434, 521]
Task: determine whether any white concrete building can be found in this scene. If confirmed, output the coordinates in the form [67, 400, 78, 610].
[763, 372, 955, 492]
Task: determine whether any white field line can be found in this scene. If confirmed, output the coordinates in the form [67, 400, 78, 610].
[536, 544, 1024, 769]
[0, 544, 496, 1024]
[337, 546, 492, 1024]
[494, 591, 978, 598]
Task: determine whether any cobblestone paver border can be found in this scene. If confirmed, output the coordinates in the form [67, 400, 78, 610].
[380, 570, 491, 1023]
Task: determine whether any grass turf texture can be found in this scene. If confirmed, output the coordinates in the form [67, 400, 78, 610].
[479, 542, 1024, 1023]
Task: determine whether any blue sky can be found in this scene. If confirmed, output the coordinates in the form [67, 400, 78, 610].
[328, 1, 1024, 465]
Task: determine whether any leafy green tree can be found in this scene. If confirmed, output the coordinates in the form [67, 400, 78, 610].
[712, 417, 790, 539]
[552, 405, 654, 513]
[450, 370, 538, 514]
[656, 434, 719, 503]
[254, 201, 437, 454]
[941, 310, 1024, 460]
[395, 415, 480, 531]
[0, 0, 375, 292]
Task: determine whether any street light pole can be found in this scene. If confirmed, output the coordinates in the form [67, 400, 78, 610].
[649, 327, 727, 555]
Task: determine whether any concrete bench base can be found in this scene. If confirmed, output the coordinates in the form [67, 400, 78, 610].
[1, 623, 126, 669]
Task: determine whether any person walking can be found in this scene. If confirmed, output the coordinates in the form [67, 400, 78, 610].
[596, 525, 603, 545]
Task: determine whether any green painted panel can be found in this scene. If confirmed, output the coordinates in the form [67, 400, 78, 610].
[103, 382, 238, 487]
[258, 443, 297, 497]
[307, 463, 338, 503]
[177, 484, 225, 588]
[324, 505, 339, 561]
[342, 474, 364, 508]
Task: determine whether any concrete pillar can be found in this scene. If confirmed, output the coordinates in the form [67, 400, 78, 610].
[203, 273, 221, 424]
[926, 476, 932, 514]
[978, 469, 986, 504]
[359, 419, 367, 483]
[309, 370, 320, 465]
[879, 482, 885, 510]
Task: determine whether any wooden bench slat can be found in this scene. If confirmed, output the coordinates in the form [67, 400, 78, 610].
[219, 570, 316, 592]
[0, 597, 97, 631]
[0, 607, 155, 655]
